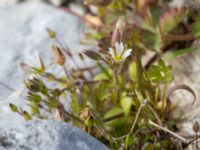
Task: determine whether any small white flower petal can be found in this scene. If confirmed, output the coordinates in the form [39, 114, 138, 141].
[119, 42, 124, 53]
[114, 42, 120, 53]
[108, 48, 115, 57]
[115, 42, 124, 54]
[115, 42, 119, 48]
[123, 49, 132, 58]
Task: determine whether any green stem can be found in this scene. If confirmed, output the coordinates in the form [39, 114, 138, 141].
[130, 99, 147, 133]
[161, 83, 167, 117]
[113, 66, 119, 85]
[147, 103, 162, 125]
[135, 49, 145, 98]
[113, 63, 121, 103]
[90, 112, 113, 147]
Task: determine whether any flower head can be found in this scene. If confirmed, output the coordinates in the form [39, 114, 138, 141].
[109, 42, 132, 62]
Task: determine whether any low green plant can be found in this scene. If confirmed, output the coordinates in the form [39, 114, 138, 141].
[10, 0, 200, 149]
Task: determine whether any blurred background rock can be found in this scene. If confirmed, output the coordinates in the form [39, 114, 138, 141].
[0, 0, 82, 7]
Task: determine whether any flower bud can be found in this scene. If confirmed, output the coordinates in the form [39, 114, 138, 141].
[193, 121, 200, 133]
[84, 0, 112, 6]
[84, 50, 102, 60]
[25, 79, 40, 92]
[47, 28, 56, 39]
[27, 92, 42, 104]
[51, 45, 65, 65]
[111, 16, 126, 46]
[9, 103, 19, 112]
[25, 76, 47, 94]
[22, 111, 32, 120]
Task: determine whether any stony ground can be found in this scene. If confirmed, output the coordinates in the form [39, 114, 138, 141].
[0, 0, 93, 128]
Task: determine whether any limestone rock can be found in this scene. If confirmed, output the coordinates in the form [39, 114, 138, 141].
[170, 49, 200, 136]
[0, 1, 92, 128]
[0, 119, 109, 150]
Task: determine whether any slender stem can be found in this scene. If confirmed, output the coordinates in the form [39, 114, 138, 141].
[147, 103, 162, 125]
[149, 120, 187, 142]
[196, 132, 198, 150]
[90, 112, 113, 147]
[55, 38, 80, 70]
[113, 63, 121, 103]
[130, 99, 147, 133]
[103, 112, 124, 122]
[113, 65, 119, 85]
[146, 7, 154, 27]
[61, 7, 100, 27]
[64, 110, 84, 124]
[0, 81, 15, 92]
[62, 66, 70, 78]
[183, 134, 200, 149]
[145, 53, 159, 70]
[111, 100, 148, 141]
[76, 79, 109, 85]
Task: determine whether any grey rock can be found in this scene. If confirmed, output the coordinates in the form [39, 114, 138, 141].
[0, 1, 94, 128]
[0, 119, 109, 150]
[170, 0, 196, 7]
[170, 49, 200, 136]
[169, 0, 200, 140]
[0, 0, 18, 8]
[0, 0, 65, 7]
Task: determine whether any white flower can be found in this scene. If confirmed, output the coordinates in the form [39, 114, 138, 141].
[109, 42, 132, 62]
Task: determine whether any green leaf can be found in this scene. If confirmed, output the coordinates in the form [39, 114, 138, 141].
[160, 7, 188, 33]
[94, 72, 110, 81]
[125, 134, 133, 150]
[120, 95, 132, 116]
[9, 103, 18, 112]
[158, 59, 165, 68]
[192, 16, 200, 38]
[129, 62, 137, 81]
[85, 116, 92, 127]
[104, 107, 123, 119]
[97, 62, 112, 79]
[71, 93, 81, 113]
[163, 47, 198, 61]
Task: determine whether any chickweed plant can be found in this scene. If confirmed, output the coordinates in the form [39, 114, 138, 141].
[9, 0, 200, 149]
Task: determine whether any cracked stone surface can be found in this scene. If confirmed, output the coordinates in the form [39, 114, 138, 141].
[0, 119, 109, 150]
